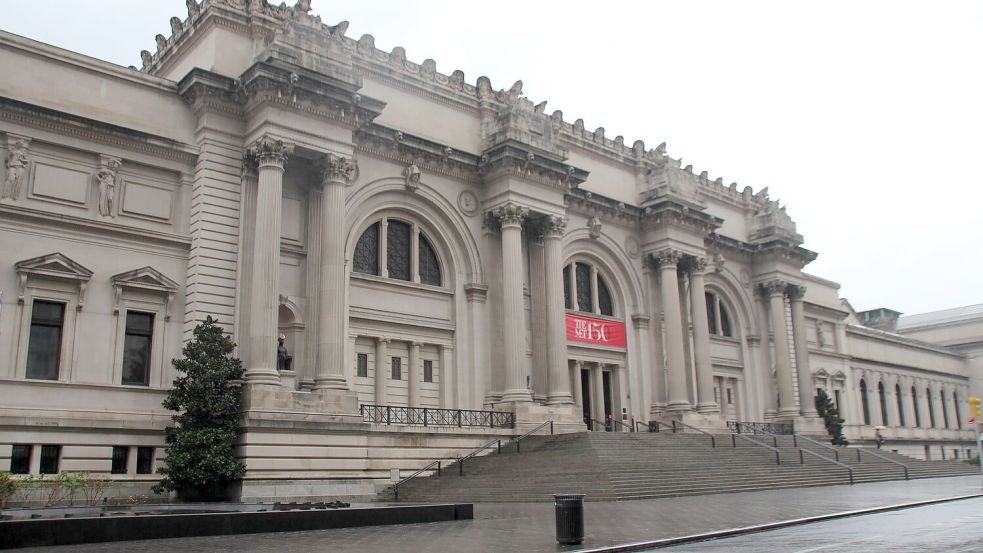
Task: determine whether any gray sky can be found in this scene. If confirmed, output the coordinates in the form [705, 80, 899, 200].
[3, 0, 981, 315]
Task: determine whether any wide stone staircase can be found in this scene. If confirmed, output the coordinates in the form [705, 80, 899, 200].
[380, 431, 978, 503]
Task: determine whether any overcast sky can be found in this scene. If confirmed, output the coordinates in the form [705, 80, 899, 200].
[3, 0, 980, 315]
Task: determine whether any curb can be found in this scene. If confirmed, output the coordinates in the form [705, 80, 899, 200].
[573, 493, 983, 552]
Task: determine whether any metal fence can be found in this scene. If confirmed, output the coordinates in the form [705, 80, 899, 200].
[726, 420, 795, 435]
[360, 404, 515, 429]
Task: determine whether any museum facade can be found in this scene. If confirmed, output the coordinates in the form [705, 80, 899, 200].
[0, 0, 977, 499]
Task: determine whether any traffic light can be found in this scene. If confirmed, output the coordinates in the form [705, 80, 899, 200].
[969, 396, 981, 418]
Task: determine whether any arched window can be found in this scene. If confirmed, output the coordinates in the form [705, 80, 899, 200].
[565, 261, 614, 317]
[940, 389, 950, 429]
[353, 218, 442, 286]
[926, 388, 936, 427]
[895, 384, 905, 427]
[878, 381, 889, 426]
[705, 292, 734, 337]
[911, 386, 921, 427]
[953, 391, 962, 429]
[859, 379, 870, 425]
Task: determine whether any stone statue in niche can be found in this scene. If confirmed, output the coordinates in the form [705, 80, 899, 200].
[816, 321, 827, 348]
[403, 163, 421, 192]
[2, 137, 30, 200]
[587, 216, 602, 239]
[277, 334, 293, 371]
[96, 157, 122, 217]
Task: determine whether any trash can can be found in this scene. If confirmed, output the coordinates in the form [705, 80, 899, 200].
[553, 493, 585, 545]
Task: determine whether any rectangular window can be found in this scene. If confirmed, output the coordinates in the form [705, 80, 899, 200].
[122, 311, 154, 386]
[39, 445, 60, 474]
[356, 353, 368, 377]
[727, 388, 733, 405]
[10, 445, 31, 475]
[391, 357, 402, 380]
[424, 360, 433, 383]
[111, 446, 129, 474]
[136, 447, 154, 475]
[26, 300, 66, 380]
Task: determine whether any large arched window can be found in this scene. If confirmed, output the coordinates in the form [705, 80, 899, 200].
[564, 261, 614, 317]
[911, 385, 921, 427]
[926, 387, 936, 427]
[859, 379, 871, 425]
[705, 292, 734, 337]
[895, 384, 906, 427]
[353, 218, 442, 286]
[877, 381, 889, 426]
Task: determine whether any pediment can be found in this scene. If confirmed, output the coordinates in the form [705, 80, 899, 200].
[15, 253, 93, 281]
[111, 266, 178, 293]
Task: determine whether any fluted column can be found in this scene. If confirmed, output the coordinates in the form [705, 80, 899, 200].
[244, 137, 291, 386]
[302, 187, 323, 387]
[495, 203, 533, 403]
[408, 341, 422, 407]
[572, 360, 584, 414]
[544, 216, 573, 405]
[592, 364, 606, 426]
[654, 250, 689, 411]
[764, 280, 796, 416]
[314, 153, 358, 390]
[788, 284, 817, 416]
[374, 337, 389, 405]
[688, 257, 718, 414]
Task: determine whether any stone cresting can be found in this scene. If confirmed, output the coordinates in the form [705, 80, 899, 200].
[152, 1, 787, 222]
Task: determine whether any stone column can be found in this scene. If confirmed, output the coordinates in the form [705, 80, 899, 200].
[314, 153, 358, 390]
[788, 285, 817, 416]
[654, 250, 690, 411]
[687, 257, 718, 414]
[408, 341, 422, 407]
[302, 186, 323, 388]
[569, 262, 580, 311]
[592, 364, 606, 426]
[244, 137, 291, 386]
[544, 216, 573, 405]
[763, 280, 797, 416]
[494, 203, 533, 403]
[571, 361, 584, 412]
[632, 313, 652, 421]
[644, 263, 666, 419]
[590, 265, 600, 313]
[374, 337, 389, 405]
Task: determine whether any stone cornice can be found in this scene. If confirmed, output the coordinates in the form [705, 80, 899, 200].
[478, 143, 588, 190]
[0, 97, 197, 165]
[847, 324, 967, 359]
[641, 199, 722, 236]
[354, 123, 481, 184]
[564, 187, 641, 225]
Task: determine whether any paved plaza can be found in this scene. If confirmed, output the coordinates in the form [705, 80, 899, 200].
[13, 476, 983, 553]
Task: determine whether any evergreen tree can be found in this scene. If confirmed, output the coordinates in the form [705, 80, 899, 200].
[815, 389, 849, 446]
[154, 317, 245, 498]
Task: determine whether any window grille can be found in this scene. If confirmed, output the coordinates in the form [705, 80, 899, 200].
[418, 234, 442, 286]
[111, 446, 129, 474]
[39, 445, 60, 474]
[391, 357, 402, 380]
[386, 220, 411, 281]
[423, 360, 433, 383]
[353, 222, 379, 275]
[575, 263, 591, 312]
[10, 445, 31, 474]
[598, 276, 613, 316]
[356, 353, 368, 377]
[136, 447, 154, 474]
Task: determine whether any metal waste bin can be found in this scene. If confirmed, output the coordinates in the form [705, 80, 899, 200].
[553, 493, 585, 545]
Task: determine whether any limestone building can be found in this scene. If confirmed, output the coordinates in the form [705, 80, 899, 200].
[0, 1, 977, 499]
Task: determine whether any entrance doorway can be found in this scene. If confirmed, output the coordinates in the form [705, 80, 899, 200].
[580, 366, 613, 430]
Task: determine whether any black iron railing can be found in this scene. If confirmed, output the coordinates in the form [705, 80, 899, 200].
[727, 420, 795, 435]
[360, 404, 515, 429]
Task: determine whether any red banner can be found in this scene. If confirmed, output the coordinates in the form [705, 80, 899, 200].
[566, 313, 627, 348]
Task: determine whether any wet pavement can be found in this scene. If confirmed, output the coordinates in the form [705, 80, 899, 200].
[655, 496, 983, 552]
[14, 476, 983, 553]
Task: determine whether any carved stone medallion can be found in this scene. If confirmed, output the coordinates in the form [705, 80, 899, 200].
[624, 236, 640, 259]
[458, 190, 479, 217]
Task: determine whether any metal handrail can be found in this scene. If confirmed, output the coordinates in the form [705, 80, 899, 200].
[656, 418, 716, 448]
[792, 433, 842, 462]
[609, 418, 631, 432]
[513, 420, 554, 453]
[457, 436, 504, 476]
[360, 404, 515, 429]
[392, 459, 441, 502]
[856, 447, 909, 480]
[589, 418, 610, 432]
[731, 433, 781, 465]
[798, 447, 854, 485]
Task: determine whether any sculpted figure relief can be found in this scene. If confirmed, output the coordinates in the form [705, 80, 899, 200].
[3, 138, 30, 200]
[96, 156, 122, 217]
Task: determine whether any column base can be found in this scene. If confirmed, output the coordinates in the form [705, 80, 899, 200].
[500, 388, 534, 404]
[648, 403, 668, 421]
[790, 415, 828, 436]
[545, 392, 575, 406]
[244, 366, 281, 387]
[666, 401, 692, 412]
[279, 370, 297, 391]
[313, 375, 349, 391]
[696, 401, 721, 415]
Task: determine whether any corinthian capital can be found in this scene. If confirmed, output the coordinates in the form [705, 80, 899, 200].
[248, 136, 292, 168]
[760, 279, 788, 297]
[544, 215, 568, 238]
[652, 248, 683, 268]
[786, 284, 807, 300]
[492, 202, 529, 228]
[686, 256, 709, 275]
[320, 153, 359, 186]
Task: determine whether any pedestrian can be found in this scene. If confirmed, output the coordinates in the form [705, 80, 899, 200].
[875, 429, 885, 449]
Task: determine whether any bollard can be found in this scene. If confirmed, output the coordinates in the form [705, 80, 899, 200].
[553, 493, 585, 545]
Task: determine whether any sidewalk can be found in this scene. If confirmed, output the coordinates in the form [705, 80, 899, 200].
[16, 476, 983, 553]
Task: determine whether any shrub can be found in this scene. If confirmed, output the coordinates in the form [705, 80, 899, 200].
[0, 471, 15, 508]
[815, 390, 849, 446]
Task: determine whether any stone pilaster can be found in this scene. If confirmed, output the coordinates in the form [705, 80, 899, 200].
[654, 249, 690, 411]
[315, 153, 358, 390]
[244, 136, 291, 386]
[408, 341, 422, 407]
[439, 345, 454, 408]
[494, 202, 533, 403]
[763, 280, 796, 416]
[544, 216, 573, 405]
[788, 284, 818, 417]
[374, 337, 389, 405]
[687, 257, 718, 414]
